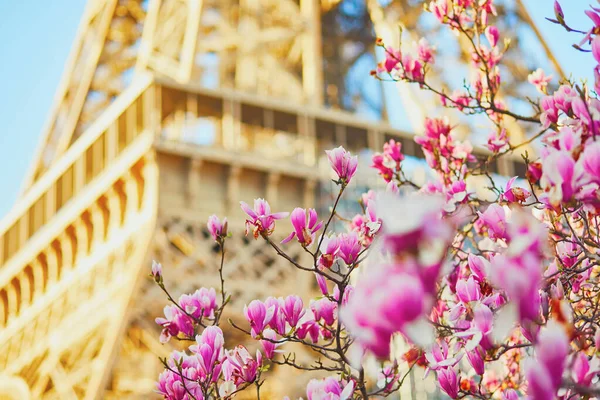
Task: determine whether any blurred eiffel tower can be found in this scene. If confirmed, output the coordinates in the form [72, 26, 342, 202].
[0, 0, 560, 398]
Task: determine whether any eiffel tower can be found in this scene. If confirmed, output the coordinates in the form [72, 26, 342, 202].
[0, 0, 560, 398]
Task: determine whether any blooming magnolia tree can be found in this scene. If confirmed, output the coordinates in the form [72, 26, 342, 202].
[151, 1, 600, 399]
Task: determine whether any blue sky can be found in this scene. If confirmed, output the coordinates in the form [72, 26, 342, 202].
[0, 1, 594, 217]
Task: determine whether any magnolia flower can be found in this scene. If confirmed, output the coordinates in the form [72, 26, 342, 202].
[306, 377, 355, 400]
[244, 300, 275, 336]
[282, 208, 323, 246]
[207, 214, 227, 241]
[337, 232, 362, 265]
[240, 198, 288, 239]
[325, 146, 358, 185]
[502, 177, 531, 204]
[260, 328, 282, 359]
[416, 37, 435, 64]
[151, 260, 162, 282]
[540, 150, 579, 207]
[475, 203, 507, 240]
[179, 287, 217, 319]
[318, 235, 340, 269]
[528, 68, 552, 93]
[526, 321, 569, 400]
[310, 297, 337, 326]
[282, 295, 305, 328]
[222, 346, 262, 385]
[437, 367, 459, 399]
[485, 25, 499, 47]
[486, 128, 509, 152]
[456, 276, 481, 304]
[155, 305, 194, 343]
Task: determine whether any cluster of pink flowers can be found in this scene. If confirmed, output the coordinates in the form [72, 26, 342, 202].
[349, 191, 381, 246]
[156, 326, 261, 399]
[376, 37, 435, 83]
[371, 139, 404, 182]
[532, 84, 600, 211]
[244, 290, 346, 351]
[415, 117, 475, 184]
[156, 287, 218, 343]
[341, 193, 453, 358]
[150, 2, 600, 399]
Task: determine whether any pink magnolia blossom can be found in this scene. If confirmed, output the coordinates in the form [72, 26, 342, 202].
[377, 364, 399, 391]
[528, 68, 552, 93]
[468, 254, 490, 281]
[502, 177, 531, 204]
[371, 153, 394, 182]
[502, 389, 519, 400]
[296, 317, 321, 343]
[260, 328, 281, 359]
[456, 276, 481, 304]
[578, 141, 600, 184]
[475, 203, 507, 240]
[526, 322, 569, 400]
[310, 297, 337, 326]
[555, 240, 580, 268]
[282, 295, 305, 328]
[540, 150, 579, 207]
[156, 359, 204, 400]
[264, 297, 287, 334]
[314, 273, 329, 296]
[189, 326, 225, 381]
[485, 25, 499, 48]
[372, 139, 404, 182]
[540, 96, 559, 128]
[240, 198, 288, 239]
[244, 300, 275, 336]
[207, 214, 227, 242]
[437, 367, 459, 399]
[486, 128, 509, 152]
[572, 97, 592, 127]
[491, 209, 546, 322]
[341, 267, 431, 358]
[572, 352, 600, 386]
[401, 54, 424, 82]
[282, 208, 323, 246]
[222, 346, 262, 386]
[151, 260, 163, 282]
[326, 146, 358, 185]
[377, 193, 449, 256]
[466, 346, 485, 375]
[416, 37, 435, 64]
[382, 48, 401, 73]
[337, 232, 362, 265]
[318, 235, 340, 269]
[425, 340, 461, 373]
[554, 85, 577, 112]
[179, 287, 217, 319]
[156, 305, 195, 343]
[350, 207, 381, 246]
[306, 377, 355, 400]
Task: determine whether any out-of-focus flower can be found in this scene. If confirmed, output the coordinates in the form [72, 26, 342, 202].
[151, 260, 162, 282]
[207, 215, 227, 242]
[306, 377, 355, 400]
[526, 321, 569, 400]
[437, 367, 459, 399]
[528, 68, 552, 93]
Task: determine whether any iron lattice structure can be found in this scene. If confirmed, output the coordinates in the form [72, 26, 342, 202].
[0, 0, 558, 398]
